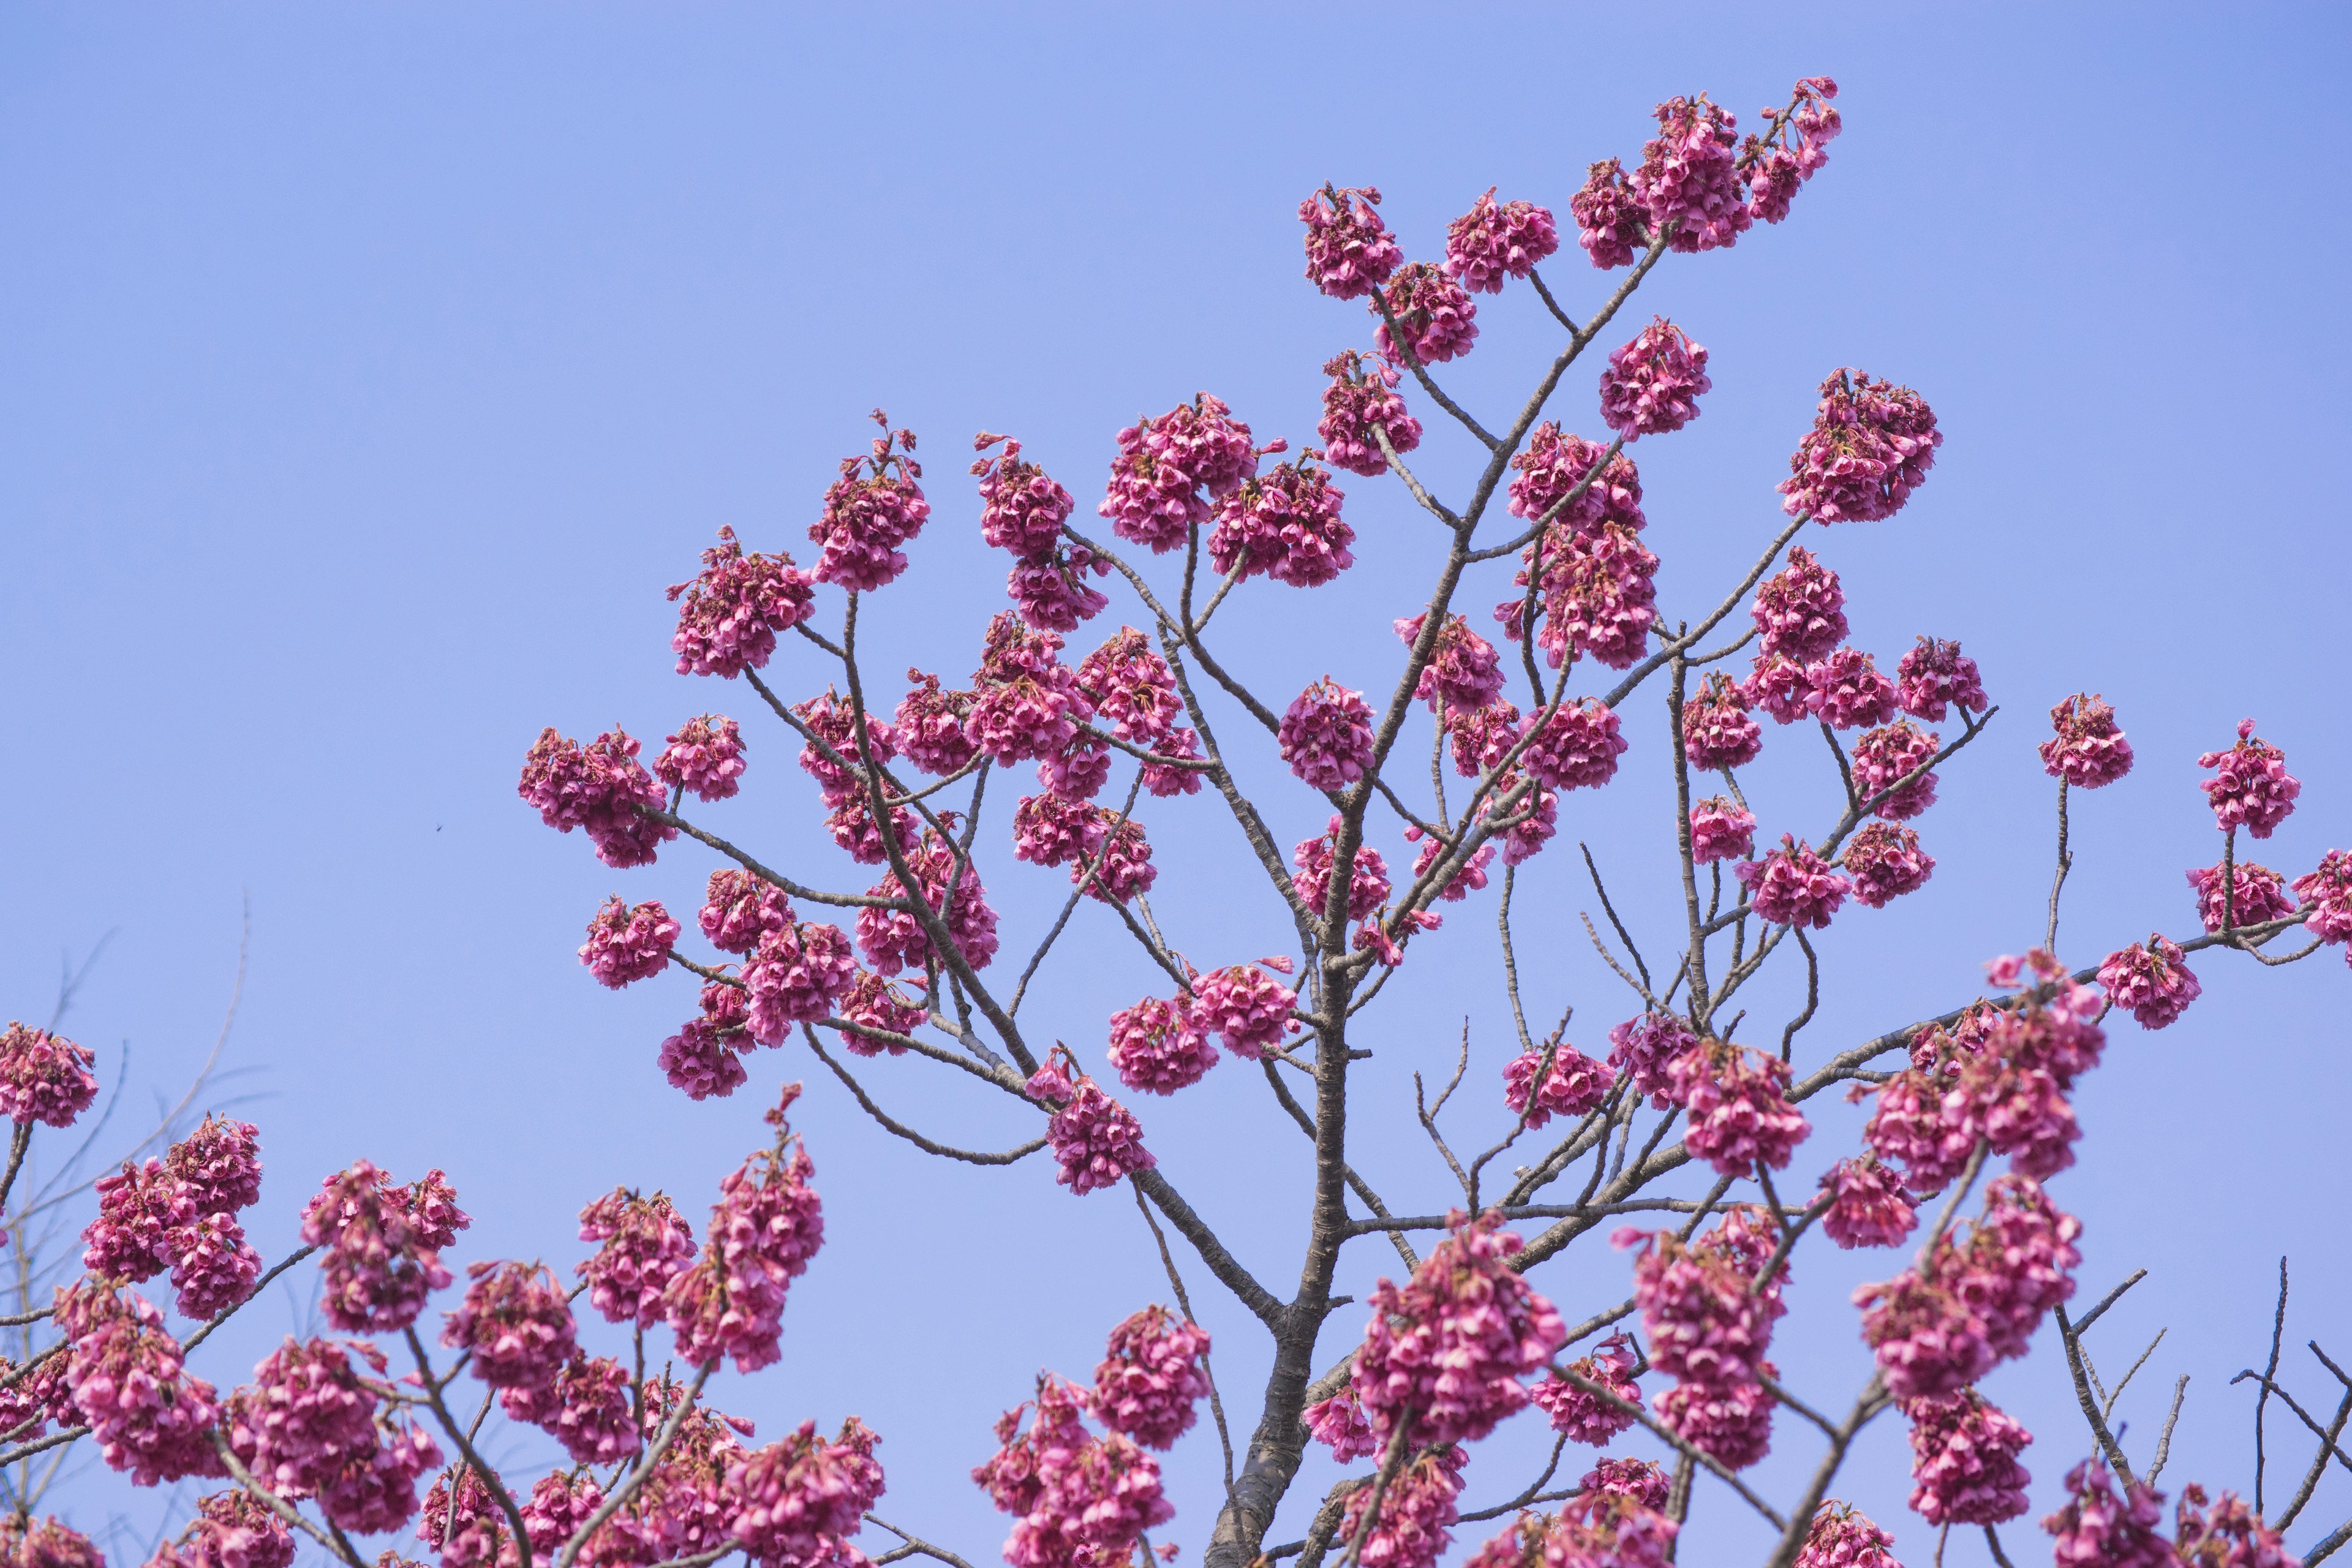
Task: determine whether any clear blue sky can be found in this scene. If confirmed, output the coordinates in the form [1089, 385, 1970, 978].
[4, 5, 2347, 1564]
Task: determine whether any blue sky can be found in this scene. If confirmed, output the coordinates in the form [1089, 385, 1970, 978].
[3, 5, 2348, 1564]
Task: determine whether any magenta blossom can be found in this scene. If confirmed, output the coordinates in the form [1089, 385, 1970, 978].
[1682, 673, 1760, 771]
[1778, 368, 1941, 523]
[580, 896, 680, 988]
[2187, 859, 2296, 933]
[1844, 821, 1934, 908]
[1105, 996, 1218, 1096]
[1298, 185, 1403, 300]
[1374, 263, 1479, 367]
[1570, 157, 1649, 270]
[668, 527, 816, 679]
[2040, 692, 2134, 788]
[1598, 317, 1711, 439]
[1507, 423, 1645, 537]
[1737, 835, 1851, 929]
[1092, 1305, 1211, 1451]
[654, 714, 748, 802]
[1804, 648, 1900, 730]
[1817, 1158, 1917, 1249]
[2199, 718, 2301, 839]
[1502, 1038, 1617, 1128]
[1280, 678, 1376, 791]
[2097, 936, 2203, 1028]
[1318, 351, 1423, 478]
[1750, 546, 1847, 663]
[809, 416, 928, 592]
[1896, 636, 1986, 722]
[1353, 1211, 1566, 1446]
[1444, 188, 1559, 293]
[1025, 1059, 1155, 1196]
[972, 435, 1076, 557]
[1689, 797, 1756, 864]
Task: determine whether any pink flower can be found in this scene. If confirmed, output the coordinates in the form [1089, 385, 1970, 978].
[1598, 317, 1710, 439]
[1292, 818, 1391, 921]
[1014, 792, 1104, 870]
[1400, 612, 1506, 714]
[1318, 351, 1424, 478]
[300, 1162, 462, 1334]
[1209, 459, 1355, 589]
[2187, 859, 2296, 933]
[1189, 963, 1297, 1061]
[2097, 936, 2202, 1028]
[2040, 693, 2135, 789]
[1863, 1060, 1978, 1197]
[1304, 1385, 1378, 1463]
[1492, 775, 1559, 867]
[1851, 721, 1940, 820]
[83, 1158, 192, 1283]
[1628, 1208, 1786, 1391]
[967, 612, 1094, 766]
[1744, 651, 1815, 726]
[1506, 424, 1646, 537]
[1300, 185, 1403, 300]
[0, 1518, 102, 1568]
[1778, 369, 1942, 523]
[1804, 648, 1900, 730]
[1447, 699, 1521, 777]
[699, 869, 794, 956]
[1657, 1372, 1776, 1470]
[1496, 522, 1660, 673]
[1503, 1040, 1617, 1129]
[2199, 718, 2302, 839]
[577, 1188, 699, 1329]
[1855, 1271, 1994, 1403]
[1026, 1060, 1155, 1196]
[744, 922, 859, 1044]
[503, 1353, 643, 1467]
[1445, 189, 1560, 293]
[442, 1261, 576, 1392]
[809, 417, 928, 591]
[893, 672, 978, 777]
[1007, 543, 1112, 633]
[1076, 628, 1180, 744]
[418, 1464, 518, 1568]
[1037, 733, 1112, 802]
[0, 1022, 99, 1130]
[1077, 812, 1158, 908]
[1672, 1042, 1810, 1176]
[825, 793, 913, 864]
[1682, 673, 1760, 771]
[1629, 95, 1750, 254]
[1375, 263, 1479, 367]
[1737, 835, 1850, 928]
[2173, 1485, 2298, 1568]
[664, 1089, 826, 1373]
[518, 726, 676, 869]
[1106, 997, 1218, 1096]
[165, 1115, 263, 1218]
[223, 1336, 381, 1498]
[1520, 700, 1627, 791]
[1098, 394, 1257, 554]
[519, 1471, 605, 1559]
[1689, 797, 1756, 865]
[1280, 679, 1376, 791]
[2295, 849, 2352, 944]
[1817, 1158, 1917, 1249]
[155, 1491, 297, 1568]
[1607, 1012, 1697, 1107]
[658, 986, 753, 1102]
[838, 970, 925, 1052]
[654, 714, 748, 802]
[856, 824, 1001, 976]
[1580, 1458, 1672, 1509]
[724, 1416, 884, 1568]
[976, 1377, 1171, 1568]
[1571, 157, 1649, 270]
[1409, 828, 1496, 905]
[580, 897, 680, 989]
[1793, 1504, 1900, 1568]
[1529, 1332, 1642, 1446]
[1749, 546, 1847, 663]
[667, 527, 816, 679]
[2042, 1458, 2173, 1568]
[63, 1289, 225, 1486]
[1897, 636, 1987, 722]
[1092, 1305, 1211, 1450]
[974, 436, 1076, 557]
[1354, 1211, 1567, 1446]
[1336, 1447, 1464, 1568]
[1937, 1174, 2080, 1363]
[795, 689, 900, 805]
[167, 1211, 262, 1320]
[1844, 821, 1934, 908]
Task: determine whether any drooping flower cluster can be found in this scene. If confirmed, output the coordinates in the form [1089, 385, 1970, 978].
[223, 1334, 418, 1518]
[518, 726, 676, 869]
[2295, 850, 2352, 954]
[2040, 693, 2135, 789]
[1025, 1058, 1155, 1196]
[2096, 935, 2203, 1029]
[856, 823, 1001, 976]
[1744, 652, 1814, 726]
[576, 1187, 699, 1329]
[1105, 996, 1218, 1096]
[1098, 394, 1257, 554]
[1629, 1208, 1786, 1470]
[974, 434, 1077, 557]
[59, 1286, 225, 1487]
[1280, 679, 1376, 791]
[1792, 1502, 1899, 1568]
[1463, 1485, 1678, 1568]
[1353, 1211, 1566, 1446]
[1737, 835, 1851, 928]
[1292, 819, 1391, 921]
[2173, 1483, 2299, 1568]
[659, 976, 753, 1101]
[507, 1351, 643, 1467]
[0, 1022, 100, 1130]
[1498, 521, 1660, 672]
[1751, 546, 1847, 662]
[2187, 859, 2296, 934]
[1688, 797, 1756, 864]
[1318, 352, 1423, 478]
[1303, 1384, 1378, 1464]
[1669, 1041, 1811, 1176]
[1856, 1174, 2079, 1402]
[1597, 317, 1711, 439]
[701, 869, 795, 955]
[1606, 1011, 1697, 1107]
[1299, 186, 1403, 300]
[1815, 1157, 1917, 1250]
[1506, 423, 1645, 537]
[1400, 612, 1507, 715]
[1444, 189, 1559, 293]
[300, 1161, 470, 1333]
[744, 921, 860, 1044]
[1851, 721, 1940, 819]
[579, 896, 681, 988]
[654, 714, 748, 802]
[1528, 1332, 1642, 1445]
[1804, 647, 1900, 730]
[441, 1259, 577, 1393]
[1778, 368, 1942, 523]
[1904, 1388, 2033, 1526]
[665, 1088, 826, 1373]
[2041, 1459, 2173, 1568]
[720, 1416, 884, 1568]
[1519, 700, 1627, 792]
[1682, 673, 1760, 771]
[1188, 962, 1297, 1060]
[1744, 78, 1842, 225]
[1844, 821, 1934, 908]
[1570, 158, 1649, 270]
[809, 417, 929, 592]
[1337, 1446, 1466, 1568]
[965, 613, 1093, 767]
[2199, 718, 2301, 839]
[974, 1376, 1171, 1568]
[0, 1517, 104, 1568]
[148, 1490, 298, 1568]
[1374, 262, 1479, 368]
[1502, 1038, 1616, 1129]
[1208, 458, 1355, 589]
[1630, 95, 1750, 254]
[1091, 1305, 1211, 1450]
[1896, 636, 1986, 722]
[668, 526, 817, 679]
[894, 671, 979, 777]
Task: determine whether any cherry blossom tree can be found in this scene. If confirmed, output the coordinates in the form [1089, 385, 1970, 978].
[7, 71, 2351, 1568]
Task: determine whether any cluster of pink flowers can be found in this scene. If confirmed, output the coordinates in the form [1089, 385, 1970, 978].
[1857, 1174, 2078, 1402]
[668, 526, 817, 679]
[1091, 1305, 1211, 1450]
[1208, 458, 1355, 589]
[1528, 1331, 1642, 1445]
[1506, 423, 1646, 536]
[1598, 317, 1711, 439]
[894, 671, 978, 777]
[1374, 263, 1480, 368]
[1844, 821, 1934, 908]
[1630, 95, 1750, 254]
[168, 1212, 263, 1321]
[1463, 1483, 1678, 1568]
[1303, 1383, 1378, 1463]
[1896, 636, 1986, 722]
[1299, 185, 1403, 300]
[1750, 546, 1847, 662]
[2097, 935, 2203, 1028]
[0, 1516, 104, 1568]
[654, 714, 748, 802]
[1318, 352, 1423, 478]
[744, 921, 860, 1043]
[1444, 188, 1559, 293]
[1006, 539, 1111, 634]
[856, 823, 1001, 976]
[1778, 368, 1942, 523]
[1518, 700, 1627, 792]
[1815, 1157, 1917, 1249]
[975, 1377, 1171, 1568]
[1012, 791, 1103, 870]
[300, 1161, 470, 1333]
[1502, 1038, 1616, 1129]
[1744, 652, 1814, 726]
[1744, 78, 1841, 225]
[506, 1351, 643, 1466]
[441, 1259, 577, 1392]
[149, 1490, 298, 1568]
[2199, 718, 2301, 838]
[2040, 693, 2135, 789]
[1570, 157, 1649, 270]
[0, 1022, 100, 1129]
[1098, 394, 1257, 554]
[1280, 679, 1376, 792]
[2042, 1460, 2173, 1568]
[603, 1378, 758, 1565]
[1338, 1446, 1466, 1568]
[2173, 1483, 2299, 1568]
[1670, 1041, 1811, 1176]
[974, 434, 1077, 556]
[724, 1415, 886, 1568]
[1409, 826, 1495, 907]
[1851, 720, 1940, 819]
[1792, 1502, 1898, 1568]
[1076, 628, 1180, 745]
[1497, 521, 1660, 672]
[518, 726, 676, 869]
[1292, 820, 1392, 921]
[577, 1186, 699, 1327]
[1188, 962, 1297, 1060]
[85, 1125, 268, 1322]
[665, 1089, 827, 1374]
[659, 978, 753, 1101]
[701, 869, 795, 954]
[809, 417, 929, 592]
[1656, 1373, 1777, 1471]
[1737, 835, 1852, 928]
[580, 896, 681, 988]
[1025, 1057, 1155, 1196]
[795, 693, 892, 803]
[1606, 1011, 1697, 1107]
[1683, 673, 1761, 771]
[2187, 859, 2296, 933]
[223, 1333, 434, 1526]
[59, 1286, 225, 1486]
[1401, 612, 1507, 715]
[1904, 1388, 2033, 1526]
[837, 970, 927, 1049]
[1688, 797, 1756, 864]
[1854, 1270, 1992, 1403]
[1626, 1208, 1785, 1469]
[1106, 996, 1218, 1096]
[1804, 647, 1900, 729]
[2295, 850, 2352, 959]
[966, 613, 1093, 766]
[1353, 1211, 1566, 1446]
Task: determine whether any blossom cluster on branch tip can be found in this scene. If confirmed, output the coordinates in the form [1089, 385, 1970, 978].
[301, 1161, 471, 1333]
[1683, 672, 1760, 771]
[2097, 934, 2203, 1028]
[1209, 456, 1354, 589]
[654, 713, 748, 802]
[1374, 262, 1479, 368]
[1291, 817, 1390, 921]
[1026, 1056, 1154, 1196]
[1353, 1211, 1566, 1447]
[1341, 1446, 1466, 1568]
[809, 415, 928, 592]
[1319, 351, 1423, 478]
[1507, 423, 1645, 536]
[1106, 995, 1218, 1096]
[2040, 693, 2135, 789]
[1443, 187, 1559, 294]
[1502, 1036, 1616, 1129]
[1597, 317, 1710, 439]
[1092, 1305, 1211, 1451]
[1298, 185, 1402, 301]
[1495, 519, 1659, 673]
[1688, 796, 1756, 864]
[664, 1087, 826, 1374]
[1792, 1502, 1899, 1568]
[1737, 835, 1851, 928]
[78, 1115, 266, 1320]
[1528, 1330, 1642, 1446]
[1671, 1041, 1810, 1176]
[1624, 1207, 1787, 1469]
[1605, 1011, 1696, 1107]
[519, 726, 676, 869]
[581, 895, 681, 988]
[1098, 394, 1254, 554]
[1, 1020, 100, 1129]
[1896, 636, 1985, 723]
[668, 526, 816, 680]
[2200, 717, 2302, 839]
[976, 1374, 1171, 1568]
[1844, 821, 1935, 907]
[1779, 368, 1942, 523]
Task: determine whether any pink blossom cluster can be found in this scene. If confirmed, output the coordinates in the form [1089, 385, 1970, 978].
[966, 612, 1094, 766]
[418, 1464, 521, 1568]
[1570, 158, 1649, 270]
[1292, 819, 1391, 921]
[1656, 1366, 1777, 1471]
[1803, 647, 1899, 730]
[1189, 962, 1297, 1060]
[1626, 1208, 1785, 1468]
[578, 1188, 699, 1329]
[1098, 394, 1256, 554]
[974, 1376, 1171, 1568]
[837, 970, 927, 1050]
[1337, 1446, 1465, 1568]
[701, 869, 795, 954]
[1318, 352, 1423, 478]
[795, 689, 899, 805]
[1106, 996, 1218, 1096]
[2199, 718, 2301, 839]
[1354, 1211, 1566, 1446]
[1374, 263, 1479, 368]
[1012, 792, 1102, 870]
[1091, 1305, 1211, 1450]
[0, 1517, 103, 1568]
[1750, 546, 1847, 662]
[1298, 186, 1403, 300]
[809, 417, 929, 591]
[665, 1093, 826, 1373]
[1302, 1384, 1377, 1463]
[2040, 693, 2135, 789]
[856, 823, 1001, 976]
[1896, 636, 1986, 722]
[1736, 835, 1851, 928]
[1682, 674, 1760, 771]
[1519, 700, 1627, 792]
[1597, 317, 1710, 439]
[1815, 1157, 1917, 1250]
[1444, 189, 1559, 293]
[1744, 79, 1842, 225]
[893, 672, 978, 777]
[1280, 677, 1376, 791]
[1778, 368, 1942, 523]
[1006, 542, 1111, 635]
[0, 1022, 100, 1129]
[1496, 522, 1660, 672]
[1671, 1042, 1811, 1176]
[2096, 935, 2203, 1028]
[1605, 1011, 1697, 1107]
[1035, 735, 1109, 801]
[659, 978, 753, 1101]
[518, 726, 676, 869]
[974, 435, 1077, 557]
[1688, 797, 1756, 864]
[59, 1287, 224, 1486]
[724, 1416, 885, 1568]
[224, 1335, 440, 1530]
[1581, 1458, 1672, 1509]
[744, 921, 860, 1044]
[1400, 612, 1506, 714]
[1843, 822, 1934, 908]
[1528, 1332, 1642, 1445]
[519, 1470, 605, 1561]
[300, 1161, 470, 1333]
[1463, 1487, 1678, 1568]
[1082, 813, 1158, 907]
[1792, 1502, 1898, 1568]
[1076, 628, 1182, 747]
[1904, 1389, 2032, 1526]
[654, 714, 748, 802]
[1502, 1038, 1616, 1129]
[1743, 652, 1814, 725]
[1209, 459, 1355, 589]
[2295, 850, 2352, 953]
[580, 897, 681, 989]
[441, 1260, 577, 1392]
[1630, 96, 1750, 254]
[1408, 826, 1495, 905]
[1851, 720, 1939, 819]
[2173, 1483, 2299, 1568]
[2042, 1459, 2173, 1568]
[606, 1378, 758, 1565]
[1445, 699, 1519, 777]
[149, 1491, 297, 1568]
[503, 1351, 643, 1466]
[1025, 1059, 1155, 1196]
[668, 527, 817, 679]
[1506, 423, 1645, 537]
[1853, 1271, 1992, 1403]
[2187, 859, 2296, 934]
[169, 1212, 262, 1321]
[82, 1158, 192, 1283]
